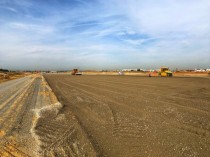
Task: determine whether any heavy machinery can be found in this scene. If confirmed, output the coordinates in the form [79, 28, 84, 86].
[71, 69, 78, 75]
[71, 69, 82, 75]
[158, 67, 173, 77]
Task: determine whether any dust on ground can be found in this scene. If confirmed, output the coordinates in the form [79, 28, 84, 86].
[0, 74, 95, 157]
[44, 74, 210, 157]
[1, 74, 210, 157]
[0, 72, 30, 84]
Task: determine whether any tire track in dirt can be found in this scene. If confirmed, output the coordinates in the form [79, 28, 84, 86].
[177, 123, 209, 138]
[45, 78, 113, 156]
[31, 76, 97, 157]
[60, 78, 210, 118]
[44, 74, 210, 157]
[0, 75, 96, 157]
[0, 78, 35, 136]
[163, 106, 210, 138]
[0, 78, 33, 114]
[63, 76, 210, 113]
[50, 78, 154, 157]
[0, 140, 31, 157]
[55, 79, 153, 142]
[0, 76, 72, 157]
[0, 77, 31, 106]
[57, 79, 146, 119]
[112, 111, 149, 138]
[0, 76, 39, 157]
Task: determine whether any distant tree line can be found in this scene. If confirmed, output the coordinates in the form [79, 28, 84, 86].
[0, 69, 9, 72]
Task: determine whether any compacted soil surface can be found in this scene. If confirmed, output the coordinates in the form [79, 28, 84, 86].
[43, 74, 210, 157]
[0, 74, 210, 157]
[0, 75, 92, 157]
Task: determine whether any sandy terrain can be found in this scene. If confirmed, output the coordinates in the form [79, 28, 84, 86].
[173, 72, 210, 77]
[0, 74, 210, 156]
[0, 72, 29, 84]
[44, 74, 210, 157]
[0, 74, 96, 157]
[68, 71, 210, 78]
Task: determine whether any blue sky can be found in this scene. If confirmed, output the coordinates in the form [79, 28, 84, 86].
[0, 0, 209, 70]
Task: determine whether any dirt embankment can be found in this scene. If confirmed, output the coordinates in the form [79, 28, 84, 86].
[0, 75, 41, 156]
[0, 72, 31, 84]
[31, 77, 97, 157]
[44, 74, 210, 157]
[0, 75, 97, 157]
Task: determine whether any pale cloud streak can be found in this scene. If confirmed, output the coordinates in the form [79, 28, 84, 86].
[0, 0, 209, 70]
[9, 22, 54, 34]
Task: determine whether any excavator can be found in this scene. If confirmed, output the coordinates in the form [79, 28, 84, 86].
[158, 67, 173, 77]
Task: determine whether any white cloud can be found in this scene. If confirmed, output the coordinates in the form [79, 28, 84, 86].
[0, 6, 18, 12]
[112, 0, 210, 35]
[0, 0, 210, 70]
[9, 22, 54, 34]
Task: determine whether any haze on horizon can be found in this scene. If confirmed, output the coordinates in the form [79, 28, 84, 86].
[0, 0, 210, 71]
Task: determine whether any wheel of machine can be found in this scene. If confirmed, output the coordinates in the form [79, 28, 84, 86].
[166, 73, 172, 77]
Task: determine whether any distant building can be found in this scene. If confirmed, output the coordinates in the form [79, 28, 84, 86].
[50, 71, 57, 73]
[122, 69, 138, 72]
[137, 69, 146, 72]
[194, 69, 206, 72]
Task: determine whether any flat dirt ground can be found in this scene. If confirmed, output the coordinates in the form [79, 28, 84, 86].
[0, 72, 32, 85]
[44, 74, 210, 157]
[0, 75, 67, 157]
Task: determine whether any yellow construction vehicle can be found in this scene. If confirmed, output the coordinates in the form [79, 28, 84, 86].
[158, 67, 173, 77]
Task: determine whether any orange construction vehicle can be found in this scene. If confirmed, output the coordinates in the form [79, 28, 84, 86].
[71, 69, 78, 75]
[71, 69, 82, 75]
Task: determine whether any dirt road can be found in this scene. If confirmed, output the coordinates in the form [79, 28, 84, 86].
[0, 75, 96, 157]
[44, 74, 210, 157]
[0, 75, 40, 156]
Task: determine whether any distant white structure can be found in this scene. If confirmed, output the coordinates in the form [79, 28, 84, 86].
[122, 69, 138, 72]
[122, 69, 146, 72]
[139, 69, 146, 72]
[118, 71, 124, 75]
[195, 69, 206, 72]
[50, 71, 57, 73]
